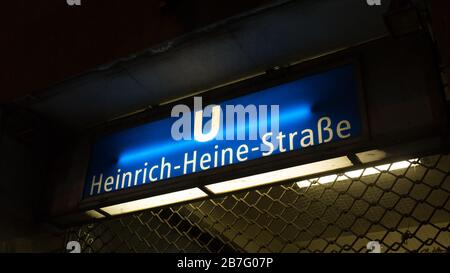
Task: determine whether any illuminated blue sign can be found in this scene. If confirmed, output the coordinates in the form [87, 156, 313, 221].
[84, 64, 362, 198]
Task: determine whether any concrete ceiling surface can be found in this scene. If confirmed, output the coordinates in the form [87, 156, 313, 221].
[29, 0, 391, 130]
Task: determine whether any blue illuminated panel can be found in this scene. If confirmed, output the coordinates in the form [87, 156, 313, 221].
[84, 64, 362, 198]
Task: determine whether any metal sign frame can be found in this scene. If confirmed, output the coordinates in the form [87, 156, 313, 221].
[77, 52, 371, 213]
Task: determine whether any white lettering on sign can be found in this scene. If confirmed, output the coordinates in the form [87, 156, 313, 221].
[194, 104, 221, 142]
[89, 116, 352, 196]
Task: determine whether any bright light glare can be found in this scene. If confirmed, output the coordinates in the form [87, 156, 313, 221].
[101, 188, 208, 216]
[355, 149, 387, 163]
[85, 210, 106, 219]
[296, 158, 418, 188]
[205, 156, 353, 194]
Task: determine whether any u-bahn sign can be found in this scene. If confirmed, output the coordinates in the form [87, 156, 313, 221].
[84, 64, 363, 198]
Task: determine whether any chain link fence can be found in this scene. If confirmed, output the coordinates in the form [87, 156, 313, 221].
[65, 154, 450, 253]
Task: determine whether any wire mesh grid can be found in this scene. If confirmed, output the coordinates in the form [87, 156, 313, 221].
[65, 154, 450, 253]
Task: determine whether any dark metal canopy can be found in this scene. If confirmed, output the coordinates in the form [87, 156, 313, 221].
[23, 0, 391, 131]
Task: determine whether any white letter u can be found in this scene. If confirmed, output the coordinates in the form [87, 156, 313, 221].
[194, 105, 221, 142]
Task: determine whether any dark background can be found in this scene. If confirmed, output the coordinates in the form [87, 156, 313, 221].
[1, 0, 271, 103]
